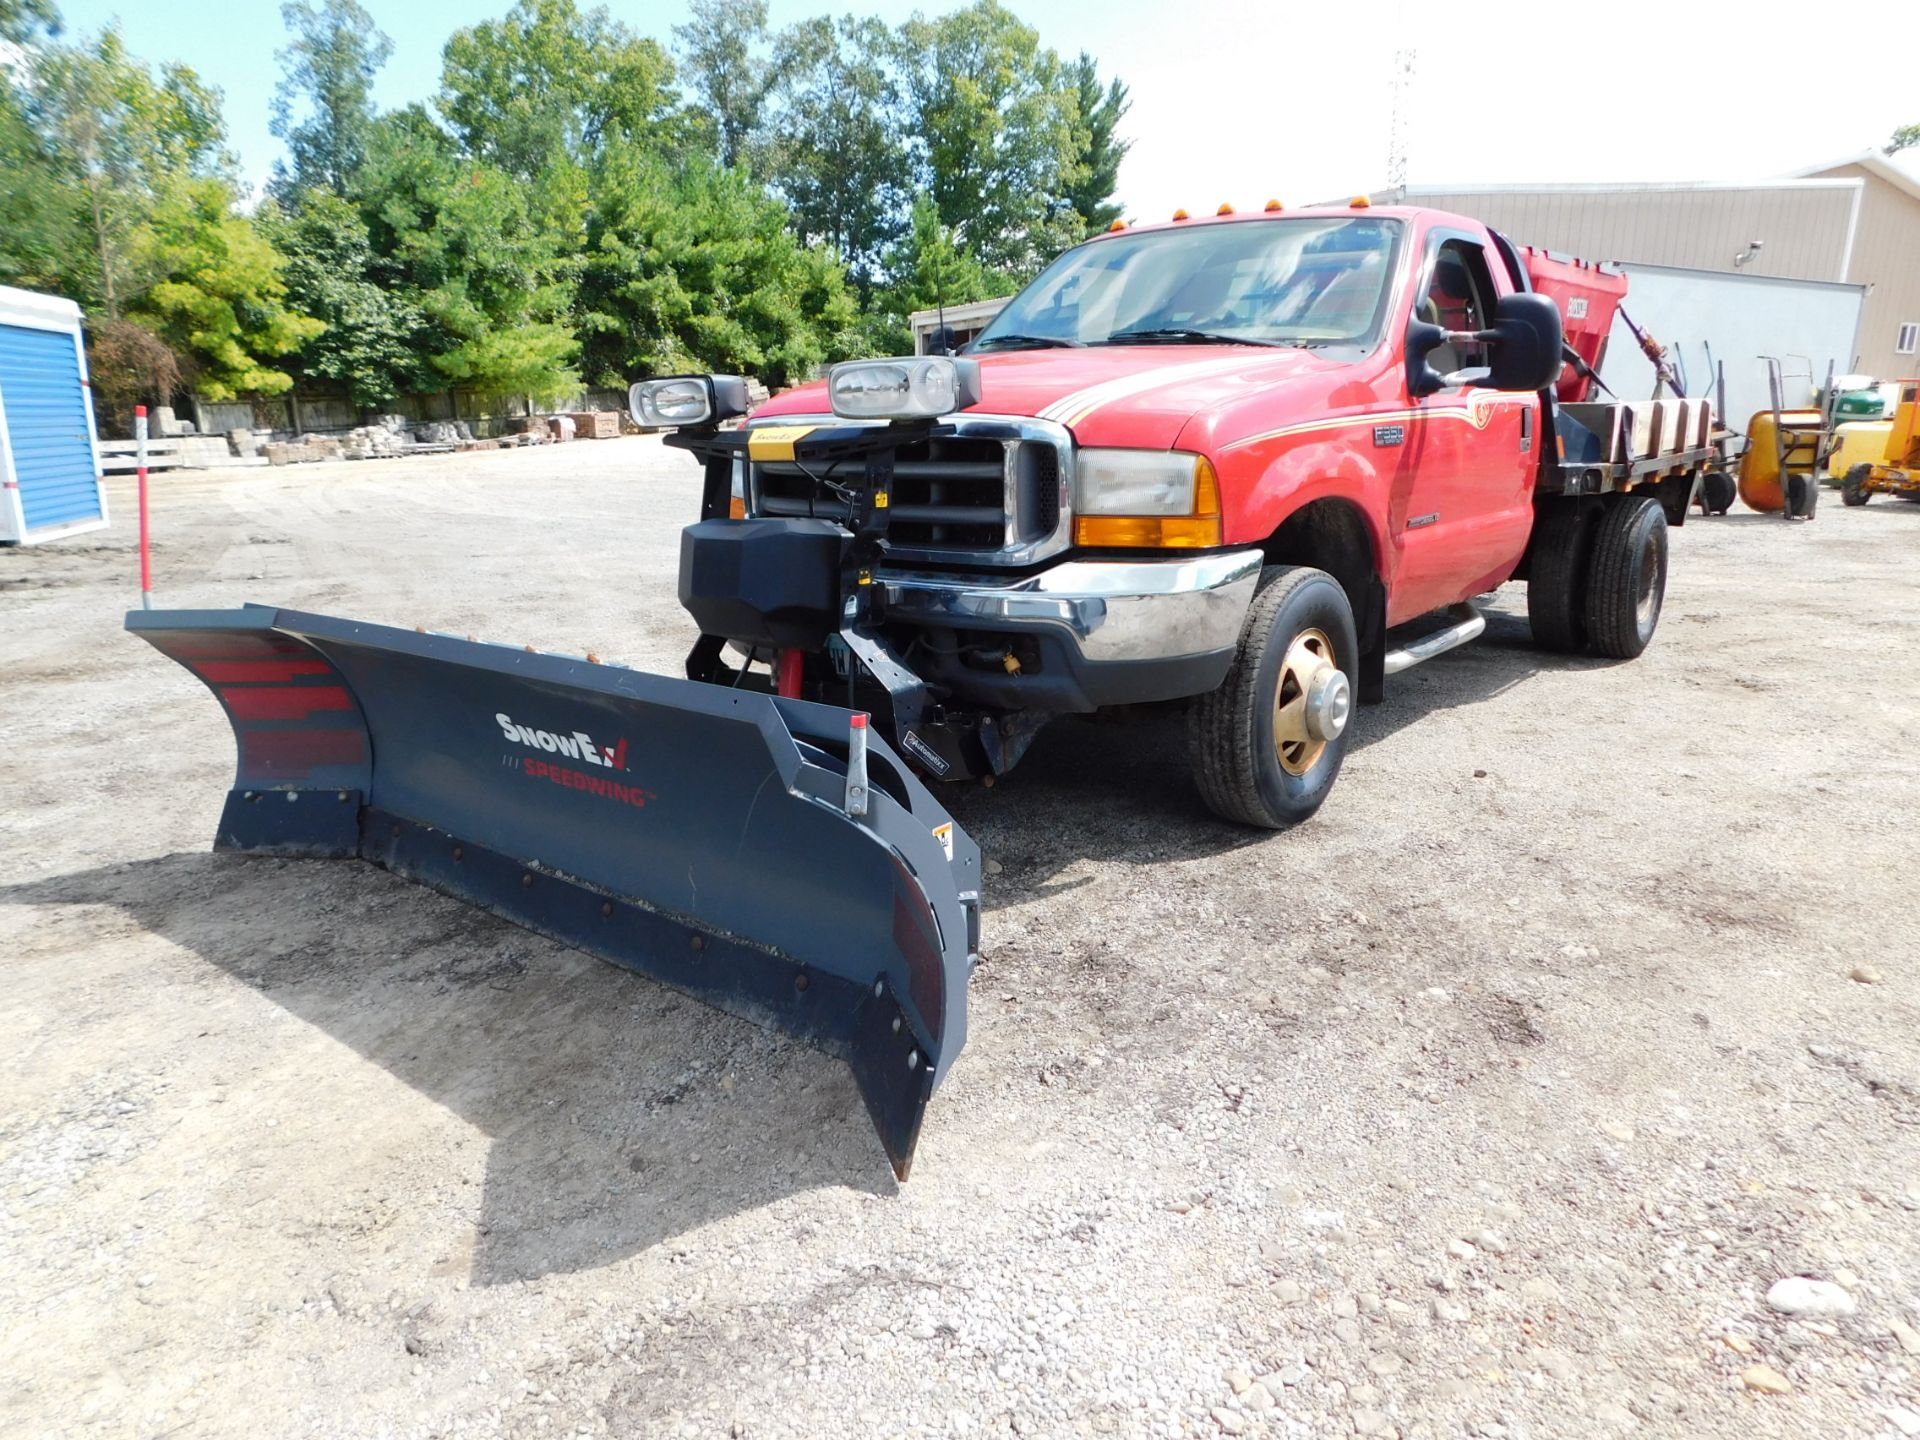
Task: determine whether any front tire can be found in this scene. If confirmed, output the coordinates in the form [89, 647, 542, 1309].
[1841, 463, 1873, 506]
[1584, 497, 1668, 660]
[1191, 566, 1358, 829]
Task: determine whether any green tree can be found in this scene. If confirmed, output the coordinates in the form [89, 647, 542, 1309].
[1060, 52, 1129, 234]
[439, 0, 683, 179]
[0, 85, 77, 291]
[263, 191, 427, 406]
[672, 0, 779, 172]
[896, 1, 1075, 274]
[357, 107, 579, 399]
[862, 192, 998, 354]
[270, 0, 393, 198]
[766, 14, 909, 289]
[578, 150, 856, 389]
[0, 0, 58, 44]
[1890, 124, 1919, 156]
[131, 177, 324, 400]
[28, 26, 228, 316]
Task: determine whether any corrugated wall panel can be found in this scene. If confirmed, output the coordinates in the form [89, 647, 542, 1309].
[1812, 165, 1920, 379]
[0, 323, 103, 532]
[1407, 186, 1854, 281]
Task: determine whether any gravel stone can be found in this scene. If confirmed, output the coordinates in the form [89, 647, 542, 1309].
[1740, 1366, 1792, 1395]
[1765, 1277, 1857, 1318]
[7, 441, 1920, 1440]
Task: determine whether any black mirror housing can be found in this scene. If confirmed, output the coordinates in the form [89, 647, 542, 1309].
[1485, 293, 1563, 393]
[1405, 320, 1449, 397]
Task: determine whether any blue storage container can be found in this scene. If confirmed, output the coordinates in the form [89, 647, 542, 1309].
[0, 285, 106, 545]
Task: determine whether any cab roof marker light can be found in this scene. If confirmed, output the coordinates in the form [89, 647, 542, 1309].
[1350, 195, 1372, 208]
[1265, 199, 1285, 212]
[1217, 202, 1235, 215]
[1171, 208, 1190, 221]
[1108, 219, 1128, 232]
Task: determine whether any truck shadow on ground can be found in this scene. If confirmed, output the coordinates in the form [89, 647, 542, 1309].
[1, 854, 894, 1286]
[946, 603, 1592, 906]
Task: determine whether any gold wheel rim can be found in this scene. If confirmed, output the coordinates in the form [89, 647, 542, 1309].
[1274, 627, 1336, 776]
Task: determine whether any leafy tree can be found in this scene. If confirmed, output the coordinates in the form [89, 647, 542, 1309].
[270, 0, 393, 198]
[1060, 52, 1129, 234]
[578, 150, 855, 389]
[130, 177, 323, 400]
[439, 0, 683, 179]
[0, 85, 77, 291]
[0, 0, 57, 45]
[896, 1, 1074, 274]
[263, 191, 427, 406]
[863, 191, 998, 352]
[672, 0, 779, 172]
[85, 315, 181, 433]
[1890, 124, 1919, 156]
[357, 107, 579, 399]
[766, 14, 910, 289]
[28, 26, 229, 316]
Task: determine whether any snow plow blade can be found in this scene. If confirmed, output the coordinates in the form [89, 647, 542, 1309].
[127, 605, 980, 1180]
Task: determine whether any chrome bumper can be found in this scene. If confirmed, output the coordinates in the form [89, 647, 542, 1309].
[880, 549, 1263, 665]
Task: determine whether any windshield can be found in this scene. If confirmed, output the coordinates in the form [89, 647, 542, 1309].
[973, 216, 1404, 351]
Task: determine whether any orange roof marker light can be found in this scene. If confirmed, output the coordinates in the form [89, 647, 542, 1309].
[1108, 218, 1127, 232]
[1171, 207, 1190, 221]
[1350, 194, 1372, 208]
[1217, 202, 1235, 215]
[1264, 198, 1284, 212]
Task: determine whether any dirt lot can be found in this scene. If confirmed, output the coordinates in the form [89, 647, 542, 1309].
[3, 437, 1918, 1440]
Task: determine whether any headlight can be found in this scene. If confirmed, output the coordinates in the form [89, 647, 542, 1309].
[1076, 449, 1204, 515]
[828, 356, 982, 420]
[1073, 449, 1223, 549]
[628, 374, 752, 428]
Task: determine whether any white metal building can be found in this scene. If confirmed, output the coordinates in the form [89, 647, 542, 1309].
[0, 284, 106, 545]
[1386, 151, 1920, 386]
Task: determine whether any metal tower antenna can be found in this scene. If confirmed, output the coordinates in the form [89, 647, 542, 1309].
[1386, 42, 1417, 193]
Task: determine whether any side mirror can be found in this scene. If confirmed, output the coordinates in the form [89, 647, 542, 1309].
[1484, 293, 1564, 393]
[1406, 293, 1566, 397]
[1405, 319, 1450, 398]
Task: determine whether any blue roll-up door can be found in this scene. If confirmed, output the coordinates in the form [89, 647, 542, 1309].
[0, 323, 102, 532]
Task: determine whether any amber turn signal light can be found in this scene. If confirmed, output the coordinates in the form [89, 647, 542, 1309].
[1073, 458, 1223, 549]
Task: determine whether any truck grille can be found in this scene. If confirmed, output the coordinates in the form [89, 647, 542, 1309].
[751, 426, 1067, 560]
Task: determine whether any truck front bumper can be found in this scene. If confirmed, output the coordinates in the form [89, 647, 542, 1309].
[880, 549, 1264, 712]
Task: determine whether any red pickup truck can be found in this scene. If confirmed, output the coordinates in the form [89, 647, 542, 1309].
[647, 202, 1707, 827]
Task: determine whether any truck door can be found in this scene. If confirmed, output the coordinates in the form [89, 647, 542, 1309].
[1386, 230, 1539, 626]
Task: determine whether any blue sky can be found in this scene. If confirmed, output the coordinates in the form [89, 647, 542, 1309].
[57, 0, 1920, 216]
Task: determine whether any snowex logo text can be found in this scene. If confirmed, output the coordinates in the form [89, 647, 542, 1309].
[496, 712, 630, 771]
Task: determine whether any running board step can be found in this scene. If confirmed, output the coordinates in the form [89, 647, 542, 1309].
[1383, 603, 1486, 676]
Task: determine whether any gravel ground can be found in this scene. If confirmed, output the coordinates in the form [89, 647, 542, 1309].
[3, 438, 1918, 1440]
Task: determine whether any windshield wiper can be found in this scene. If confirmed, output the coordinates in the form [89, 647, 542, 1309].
[972, 333, 1082, 351]
[1099, 327, 1283, 348]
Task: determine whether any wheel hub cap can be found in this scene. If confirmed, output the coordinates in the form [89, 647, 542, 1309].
[1273, 627, 1342, 777]
[1304, 665, 1352, 742]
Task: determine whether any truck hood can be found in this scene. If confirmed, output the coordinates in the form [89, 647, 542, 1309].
[754, 346, 1345, 449]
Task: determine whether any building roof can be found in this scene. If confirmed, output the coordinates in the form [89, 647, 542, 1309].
[1786, 150, 1920, 206]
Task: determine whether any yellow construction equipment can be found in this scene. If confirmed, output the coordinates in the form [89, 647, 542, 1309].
[1839, 380, 1920, 506]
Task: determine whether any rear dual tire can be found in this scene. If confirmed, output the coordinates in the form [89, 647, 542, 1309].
[1191, 566, 1358, 829]
[1528, 496, 1668, 660]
